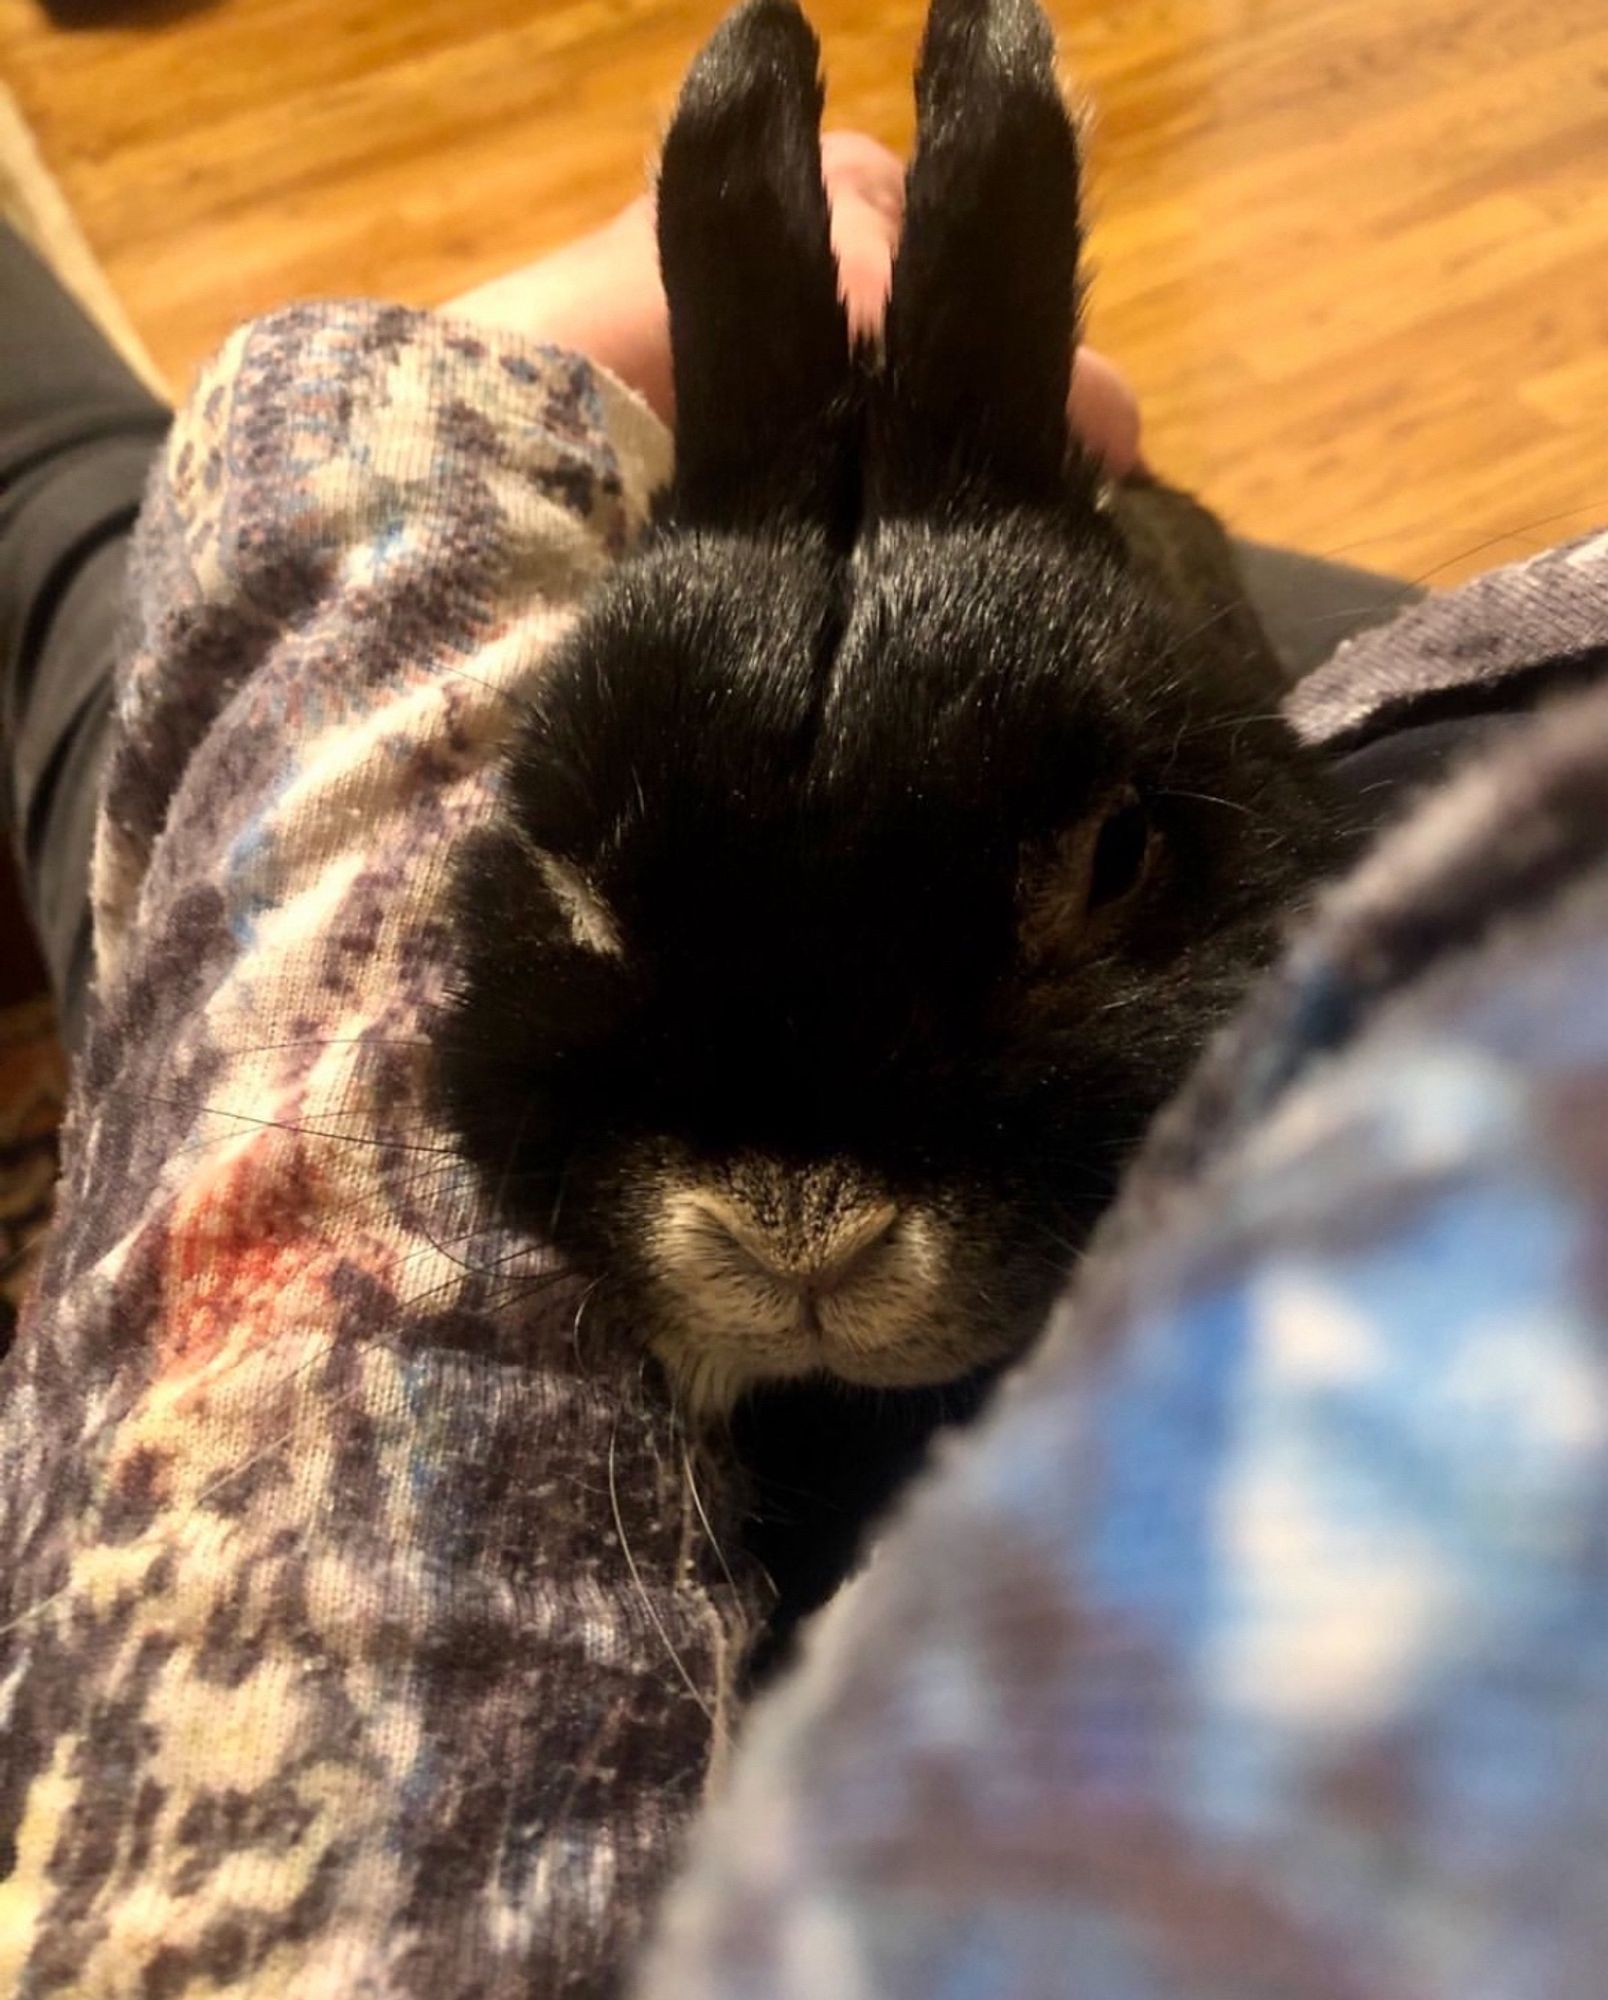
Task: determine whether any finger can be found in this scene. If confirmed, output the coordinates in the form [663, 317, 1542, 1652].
[821, 131, 905, 341]
[820, 130, 906, 228]
[1069, 346, 1143, 478]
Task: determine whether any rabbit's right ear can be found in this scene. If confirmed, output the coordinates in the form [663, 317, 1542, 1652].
[877, 0, 1083, 510]
[657, 0, 852, 529]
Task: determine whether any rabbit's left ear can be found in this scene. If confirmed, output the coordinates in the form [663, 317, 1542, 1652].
[657, 0, 853, 529]
[875, 0, 1084, 511]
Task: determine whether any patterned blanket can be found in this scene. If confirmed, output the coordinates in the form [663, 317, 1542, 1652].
[0, 307, 758, 1998]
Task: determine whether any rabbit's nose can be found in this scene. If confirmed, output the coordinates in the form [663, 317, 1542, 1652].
[691, 1193, 902, 1299]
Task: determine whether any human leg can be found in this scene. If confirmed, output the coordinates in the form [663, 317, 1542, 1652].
[0, 222, 169, 1042]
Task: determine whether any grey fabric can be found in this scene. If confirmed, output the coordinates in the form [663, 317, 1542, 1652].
[0, 221, 168, 1039]
[1287, 527, 1608, 750]
[1232, 536, 1426, 682]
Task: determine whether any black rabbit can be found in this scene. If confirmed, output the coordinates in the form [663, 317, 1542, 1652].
[438, 0, 1345, 1647]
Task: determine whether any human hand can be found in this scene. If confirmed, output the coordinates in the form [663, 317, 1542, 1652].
[446, 131, 1141, 475]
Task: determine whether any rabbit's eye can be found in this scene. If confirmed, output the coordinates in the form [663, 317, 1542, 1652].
[1086, 795, 1153, 912]
[1017, 788, 1157, 971]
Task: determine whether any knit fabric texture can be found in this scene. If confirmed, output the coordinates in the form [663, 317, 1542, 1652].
[0, 305, 760, 2000]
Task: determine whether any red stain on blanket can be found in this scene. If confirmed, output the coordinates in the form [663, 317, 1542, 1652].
[158, 1131, 335, 1371]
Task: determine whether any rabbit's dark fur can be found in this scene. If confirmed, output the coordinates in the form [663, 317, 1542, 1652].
[438, 0, 1344, 1641]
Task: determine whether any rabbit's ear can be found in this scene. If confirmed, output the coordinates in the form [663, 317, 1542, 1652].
[658, 0, 852, 527]
[877, 0, 1082, 509]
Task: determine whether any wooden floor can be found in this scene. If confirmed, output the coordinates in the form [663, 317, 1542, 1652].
[3, 0, 1606, 583]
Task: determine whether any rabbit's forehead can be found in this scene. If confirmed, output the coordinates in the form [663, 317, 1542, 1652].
[533, 518, 1164, 902]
